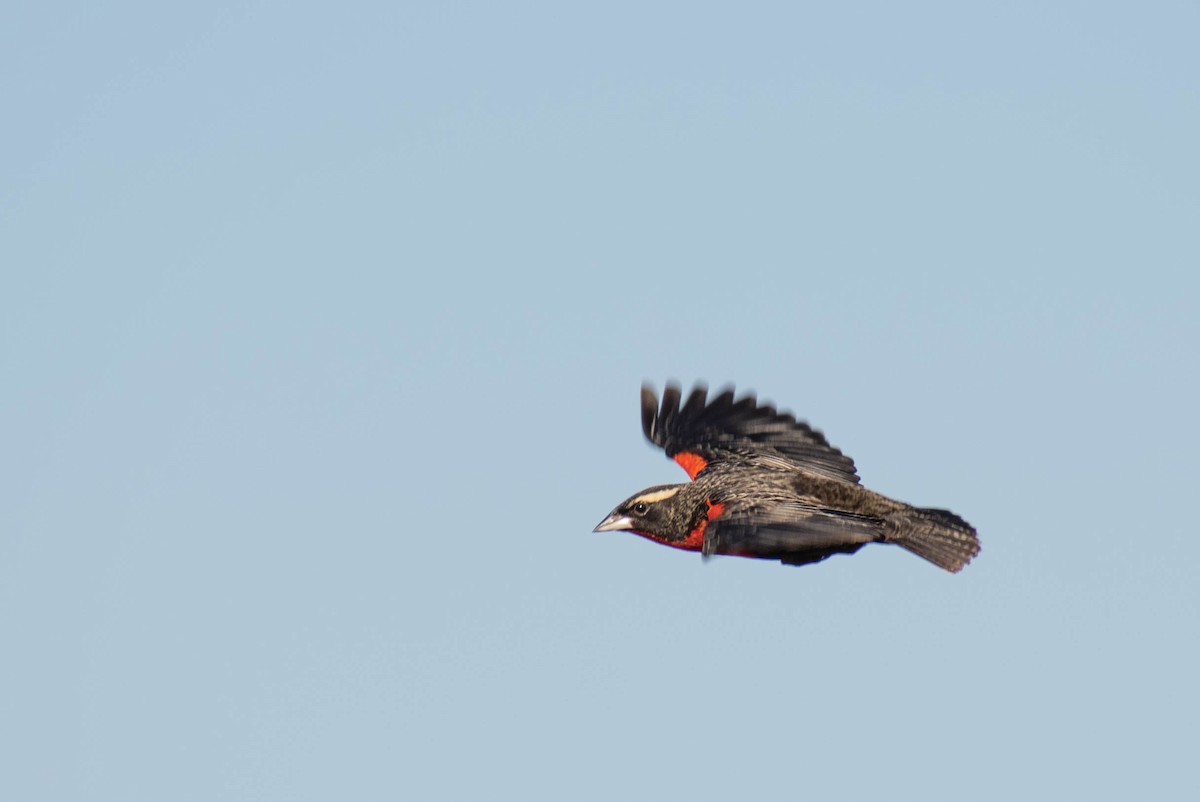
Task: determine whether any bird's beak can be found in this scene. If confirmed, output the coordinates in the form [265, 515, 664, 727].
[593, 513, 634, 533]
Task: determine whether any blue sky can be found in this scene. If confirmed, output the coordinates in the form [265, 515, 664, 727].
[3, 2, 1198, 800]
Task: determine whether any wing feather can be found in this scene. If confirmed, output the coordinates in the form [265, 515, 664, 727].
[704, 501, 882, 563]
[641, 382, 861, 484]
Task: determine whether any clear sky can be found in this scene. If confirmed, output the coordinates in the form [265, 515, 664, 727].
[3, 2, 1198, 800]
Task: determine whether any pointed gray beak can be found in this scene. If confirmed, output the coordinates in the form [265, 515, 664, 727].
[593, 513, 634, 533]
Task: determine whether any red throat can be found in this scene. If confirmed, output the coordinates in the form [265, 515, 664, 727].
[633, 498, 726, 552]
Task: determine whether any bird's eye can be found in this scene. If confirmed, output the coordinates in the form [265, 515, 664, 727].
[632, 502, 649, 515]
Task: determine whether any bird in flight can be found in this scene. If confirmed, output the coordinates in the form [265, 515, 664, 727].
[594, 383, 980, 572]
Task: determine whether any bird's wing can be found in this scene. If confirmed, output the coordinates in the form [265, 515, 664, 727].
[641, 382, 860, 483]
[704, 501, 882, 565]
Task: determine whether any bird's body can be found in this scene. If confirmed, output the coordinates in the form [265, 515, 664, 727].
[594, 383, 980, 572]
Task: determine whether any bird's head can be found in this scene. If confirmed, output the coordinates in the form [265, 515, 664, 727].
[593, 484, 695, 543]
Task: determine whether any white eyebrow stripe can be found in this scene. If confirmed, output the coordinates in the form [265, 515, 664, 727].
[633, 487, 681, 504]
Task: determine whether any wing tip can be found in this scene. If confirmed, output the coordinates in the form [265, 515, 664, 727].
[640, 384, 659, 440]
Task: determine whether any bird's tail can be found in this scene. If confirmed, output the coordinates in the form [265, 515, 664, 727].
[888, 507, 980, 573]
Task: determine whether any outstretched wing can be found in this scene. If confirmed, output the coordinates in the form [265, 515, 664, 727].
[641, 382, 860, 483]
[705, 501, 882, 566]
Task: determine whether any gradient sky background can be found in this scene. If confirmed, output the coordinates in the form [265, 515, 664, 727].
[3, 2, 1198, 800]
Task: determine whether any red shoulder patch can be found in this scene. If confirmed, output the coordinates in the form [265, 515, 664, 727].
[673, 451, 708, 480]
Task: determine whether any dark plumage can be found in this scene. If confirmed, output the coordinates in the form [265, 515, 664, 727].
[594, 383, 980, 572]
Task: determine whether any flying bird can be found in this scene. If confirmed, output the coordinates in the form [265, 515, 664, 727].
[594, 383, 980, 572]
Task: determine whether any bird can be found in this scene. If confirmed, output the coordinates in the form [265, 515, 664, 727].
[593, 383, 980, 572]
